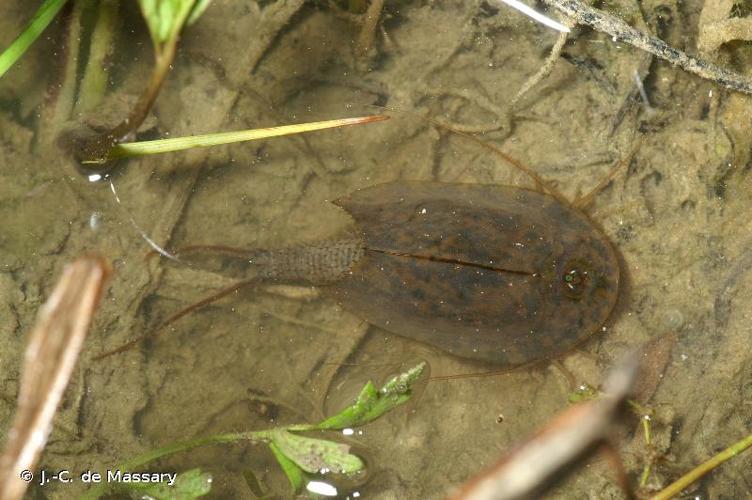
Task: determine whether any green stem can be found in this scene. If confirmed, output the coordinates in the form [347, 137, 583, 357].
[76, 0, 119, 113]
[75, 25, 180, 166]
[651, 431, 752, 500]
[0, 0, 70, 78]
[75, 363, 421, 499]
[115, 40, 178, 141]
[78, 430, 273, 500]
[36, 0, 87, 144]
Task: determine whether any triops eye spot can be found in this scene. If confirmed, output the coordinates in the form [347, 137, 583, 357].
[561, 263, 590, 298]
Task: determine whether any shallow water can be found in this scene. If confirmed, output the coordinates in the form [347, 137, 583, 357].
[1, 0, 752, 498]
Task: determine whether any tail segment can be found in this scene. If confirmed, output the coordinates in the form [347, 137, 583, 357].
[257, 238, 365, 284]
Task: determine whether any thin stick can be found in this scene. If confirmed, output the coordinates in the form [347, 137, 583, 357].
[450, 354, 638, 500]
[0, 256, 110, 500]
[512, 21, 572, 106]
[356, 0, 384, 58]
[541, 0, 752, 94]
[600, 441, 636, 500]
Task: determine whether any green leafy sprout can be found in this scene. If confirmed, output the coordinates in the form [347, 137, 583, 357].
[76, 0, 214, 165]
[138, 0, 212, 51]
[79, 362, 426, 499]
[0, 0, 211, 81]
[1, 3, 388, 168]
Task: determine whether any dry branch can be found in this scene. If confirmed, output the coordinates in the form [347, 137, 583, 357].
[542, 0, 752, 94]
[0, 257, 110, 500]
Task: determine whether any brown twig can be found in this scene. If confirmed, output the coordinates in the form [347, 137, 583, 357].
[511, 18, 573, 107]
[356, 0, 385, 59]
[541, 0, 752, 94]
[449, 353, 639, 500]
[0, 256, 110, 500]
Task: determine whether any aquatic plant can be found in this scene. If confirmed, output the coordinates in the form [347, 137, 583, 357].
[79, 363, 426, 499]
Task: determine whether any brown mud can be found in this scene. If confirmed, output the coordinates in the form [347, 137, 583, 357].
[1, 0, 751, 497]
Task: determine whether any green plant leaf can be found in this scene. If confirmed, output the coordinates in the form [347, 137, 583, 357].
[271, 430, 364, 475]
[157, 0, 175, 41]
[567, 382, 598, 404]
[76, 363, 421, 498]
[316, 362, 426, 430]
[269, 441, 306, 493]
[138, 0, 197, 46]
[0, 0, 70, 79]
[187, 0, 213, 25]
[90, 115, 388, 164]
[114, 468, 212, 499]
[315, 381, 379, 430]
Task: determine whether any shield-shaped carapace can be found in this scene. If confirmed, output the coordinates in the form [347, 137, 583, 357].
[254, 180, 619, 366]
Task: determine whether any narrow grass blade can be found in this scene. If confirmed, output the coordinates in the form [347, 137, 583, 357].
[651, 431, 752, 500]
[0, 0, 70, 79]
[91, 115, 388, 164]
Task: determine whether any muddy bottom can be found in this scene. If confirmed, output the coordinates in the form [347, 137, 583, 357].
[1, 0, 751, 498]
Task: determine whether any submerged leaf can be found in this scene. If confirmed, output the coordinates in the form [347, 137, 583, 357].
[269, 441, 306, 492]
[317, 362, 426, 430]
[567, 382, 598, 404]
[138, 0, 198, 46]
[315, 381, 379, 430]
[271, 430, 364, 475]
[115, 468, 212, 499]
[187, 0, 213, 25]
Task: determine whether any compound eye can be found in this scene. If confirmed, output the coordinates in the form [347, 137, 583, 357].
[562, 264, 589, 298]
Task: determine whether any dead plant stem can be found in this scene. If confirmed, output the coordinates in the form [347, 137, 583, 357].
[541, 0, 752, 94]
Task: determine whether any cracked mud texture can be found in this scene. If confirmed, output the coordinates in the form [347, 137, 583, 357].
[1, 0, 751, 498]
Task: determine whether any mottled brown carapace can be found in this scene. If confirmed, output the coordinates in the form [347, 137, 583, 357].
[259, 181, 619, 366]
